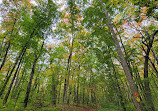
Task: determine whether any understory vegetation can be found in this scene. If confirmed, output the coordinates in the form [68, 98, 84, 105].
[0, 0, 158, 111]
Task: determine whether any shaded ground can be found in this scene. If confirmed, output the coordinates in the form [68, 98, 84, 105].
[0, 104, 98, 111]
[65, 105, 96, 111]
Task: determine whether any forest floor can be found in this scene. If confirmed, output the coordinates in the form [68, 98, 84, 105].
[0, 103, 98, 111]
[26, 104, 98, 111]
[65, 105, 96, 111]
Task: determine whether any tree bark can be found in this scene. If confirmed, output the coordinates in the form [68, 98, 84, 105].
[144, 56, 155, 111]
[3, 58, 22, 104]
[0, 30, 35, 97]
[0, 40, 10, 71]
[76, 74, 80, 106]
[109, 51, 126, 111]
[23, 41, 44, 108]
[11, 65, 21, 99]
[149, 57, 158, 77]
[52, 76, 57, 106]
[23, 57, 38, 108]
[0, 45, 26, 97]
[142, 30, 157, 111]
[100, 0, 142, 110]
[62, 2, 75, 110]
[12, 68, 26, 99]
[82, 80, 85, 105]
[58, 80, 61, 104]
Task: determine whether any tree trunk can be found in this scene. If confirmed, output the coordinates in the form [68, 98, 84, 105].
[73, 85, 76, 103]
[0, 46, 26, 97]
[52, 76, 56, 106]
[100, 1, 142, 110]
[151, 49, 158, 65]
[58, 81, 61, 104]
[3, 65, 11, 82]
[82, 80, 85, 105]
[11, 65, 21, 100]
[23, 41, 44, 108]
[76, 76, 79, 106]
[14, 71, 27, 107]
[3, 59, 22, 104]
[0, 18, 17, 56]
[87, 88, 89, 105]
[67, 86, 71, 106]
[0, 40, 10, 71]
[62, 18, 74, 111]
[149, 58, 158, 77]
[0, 30, 35, 97]
[141, 30, 157, 111]
[144, 56, 155, 111]
[23, 57, 38, 108]
[109, 53, 126, 111]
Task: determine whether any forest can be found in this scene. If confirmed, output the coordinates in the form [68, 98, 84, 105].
[0, 0, 158, 111]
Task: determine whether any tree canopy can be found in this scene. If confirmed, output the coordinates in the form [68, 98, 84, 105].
[0, 0, 158, 111]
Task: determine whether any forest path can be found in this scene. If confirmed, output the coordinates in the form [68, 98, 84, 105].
[65, 105, 97, 111]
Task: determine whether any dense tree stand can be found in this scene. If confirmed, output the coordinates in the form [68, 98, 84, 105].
[0, 0, 157, 111]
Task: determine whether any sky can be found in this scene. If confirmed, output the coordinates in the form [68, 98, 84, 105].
[0, 0, 2, 25]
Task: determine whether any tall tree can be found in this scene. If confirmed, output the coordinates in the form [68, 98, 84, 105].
[99, 0, 142, 110]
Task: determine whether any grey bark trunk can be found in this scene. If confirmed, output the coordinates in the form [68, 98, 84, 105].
[100, 1, 142, 110]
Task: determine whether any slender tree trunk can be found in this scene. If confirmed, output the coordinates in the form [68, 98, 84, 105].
[144, 56, 155, 111]
[149, 58, 158, 76]
[91, 89, 94, 104]
[14, 88, 21, 107]
[0, 40, 10, 71]
[62, 4, 75, 110]
[0, 46, 26, 97]
[0, 18, 17, 55]
[109, 52, 126, 111]
[73, 85, 76, 103]
[14, 70, 27, 107]
[0, 30, 35, 97]
[32, 72, 40, 92]
[63, 40, 73, 110]
[116, 33, 146, 106]
[151, 73, 158, 89]
[3, 59, 22, 104]
[141, 30, 157, 111]
[58, 81, 61, 104]
[11, 65, 21, 99]
[76, 76, 79, 106]
[82, 80, 85, 105]
[67, 86, 71, 106]
[3, 65, 11, 82]
[100, 1, 142, 110]
[87, 88, 89, 105]
[151, 49, 158, 65]
[12, 68, 26, 99]
[23, 57, 38, 108]
[52, 76, 56, 106]
[23, 41, 44, 108]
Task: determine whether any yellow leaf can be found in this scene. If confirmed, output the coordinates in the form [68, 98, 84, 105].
[136, 97, 140, 102]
